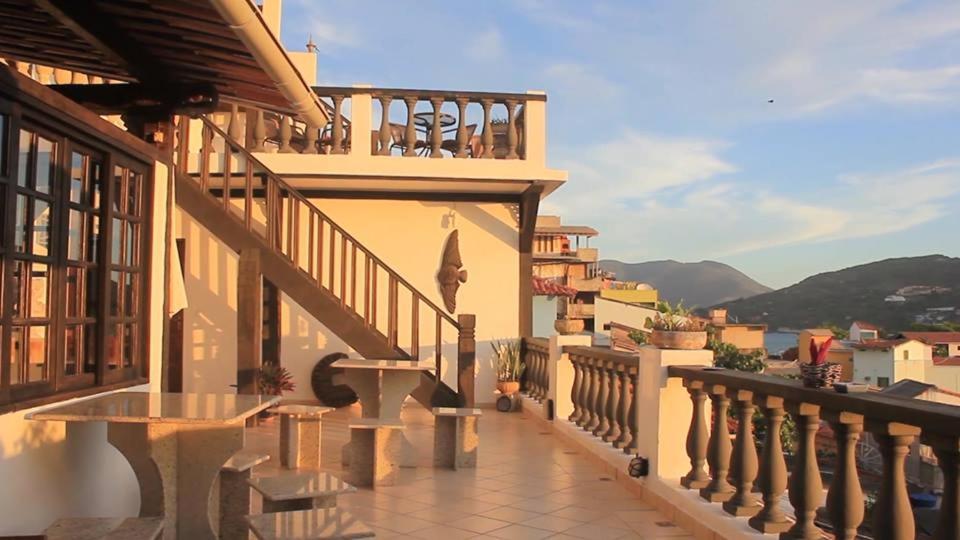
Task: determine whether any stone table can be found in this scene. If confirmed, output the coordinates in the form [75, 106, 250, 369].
[432, 407, 482, 469]
[28, 392, 279, 540]
[330, 359, 434, 420]
[272, 404, 333, 469]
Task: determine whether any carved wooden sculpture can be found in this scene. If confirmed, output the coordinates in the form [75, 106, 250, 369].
[437, 230, 468, 313]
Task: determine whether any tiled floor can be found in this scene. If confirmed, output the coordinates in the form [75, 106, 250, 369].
[245, 402, 691, 539]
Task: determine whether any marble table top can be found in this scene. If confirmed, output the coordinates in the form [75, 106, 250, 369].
[249, 471, 357, 501]
[246, 508, 373, 539]
[27, 392, 280, 424]
[271, 404, 334, 417]
[45, 517, 164, 540]
[331, 359, 435, 371]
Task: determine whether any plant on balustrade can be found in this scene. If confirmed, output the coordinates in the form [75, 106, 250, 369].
[800, 336, 843, 389]
[644, 301, 708, 350]
[257, 364, 296, 396]
[493, 339, 524, 394]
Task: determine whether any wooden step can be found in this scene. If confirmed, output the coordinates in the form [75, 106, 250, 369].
[246, 508, 374, 539]
[44, 517, 163, 540]
[223, 450, 271, 473]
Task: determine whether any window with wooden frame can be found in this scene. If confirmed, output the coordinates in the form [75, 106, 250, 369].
[0, 95, 153, 411]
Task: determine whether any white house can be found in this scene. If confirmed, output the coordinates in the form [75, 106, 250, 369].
[849, 320, 880, 342]
[852, 339, 931, 388]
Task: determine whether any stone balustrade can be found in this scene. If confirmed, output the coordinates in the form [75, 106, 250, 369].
[522, 338, 549, 402]
[565, 347, 639, 454]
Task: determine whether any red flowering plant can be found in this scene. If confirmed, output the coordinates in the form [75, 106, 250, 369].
[808, 337, 833, 366]
[257, 364, 296, 396]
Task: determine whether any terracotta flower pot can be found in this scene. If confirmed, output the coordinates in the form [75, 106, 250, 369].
[497, 381, 520, 394]
[650, 330, 708, 350]
[555, 318, 585, 335]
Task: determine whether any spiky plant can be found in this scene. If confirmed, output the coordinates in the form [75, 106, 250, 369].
[492, 340, 524, 382]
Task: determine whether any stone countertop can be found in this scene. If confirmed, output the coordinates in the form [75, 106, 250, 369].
[246, 508, 373, 539]
[331, 359, 435, 371]
[45, 517, 164, 540]
[271, 404, 334, 417]
[249, 471, 357, 501]
[27, 392, 280, 424]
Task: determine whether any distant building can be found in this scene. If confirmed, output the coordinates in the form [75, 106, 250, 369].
[798, 329, 854, 381]
[896, 331, 960, 357]
[852, 339, 931, 388]
[707, 308, 766, 352]
[849, 321, 880, 342]
[532, 216, 600, 331]
[884, 295, 906, 303]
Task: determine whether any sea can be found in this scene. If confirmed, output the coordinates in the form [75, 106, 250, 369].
[765, 331, 799, 356]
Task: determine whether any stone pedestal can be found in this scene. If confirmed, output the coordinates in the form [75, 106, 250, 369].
[274, 405, 333, 469]
[635, 346, 713, 480]
[249, 470, 356, 514]
[433, 408, 482, 469]
[219, 451, 270, 539]
[348, 420, 404, 487]
[549, 334, 592, 421]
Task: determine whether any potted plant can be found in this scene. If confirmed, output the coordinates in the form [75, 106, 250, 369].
[554, 316, 585, 335]
[493, 339, 524, 394]
[645, 301, 708, 350]
[800, 337, 842, 389]
[258, 363, 296, 396]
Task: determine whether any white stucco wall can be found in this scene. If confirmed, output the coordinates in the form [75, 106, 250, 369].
[853, 342, 930, 386]
[176, 198, 520, 405]
[0, 162, 168, 535]
[926, 366, 960, 393]
[533, 296, 558, 338]
[593, 297, 657, 336]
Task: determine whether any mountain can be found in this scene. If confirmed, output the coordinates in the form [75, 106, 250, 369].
[717, 255, 960, 331]
[599, 259, 772, 307]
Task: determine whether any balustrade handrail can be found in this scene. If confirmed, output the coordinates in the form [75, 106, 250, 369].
[565, 346, 638, 367]
[668, 365, 960, 435]
[181, 115, 459, 330]
[314, 86, 547, 102]
[524, 337, 549, 354]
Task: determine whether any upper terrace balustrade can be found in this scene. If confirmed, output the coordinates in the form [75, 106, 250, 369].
[522, 339, 960, 540]
[214, 85, 548, 163]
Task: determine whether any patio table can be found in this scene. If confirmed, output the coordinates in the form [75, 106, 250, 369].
[413, 112, 456, 156]
[330, 359, 434, 420]
[27, 391, 279, 540]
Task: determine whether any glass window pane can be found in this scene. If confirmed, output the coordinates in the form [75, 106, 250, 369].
[87, 214, 99, 262]
[91, 161, 102, 208]
[14, 194, 27, 252]
[106, 324, 121, 370]
[65, 266, 82, 318]
[113, 166, 125, 213]
[122, 324, 135, 368]
[124, 222, 138, 265]
[124, 272, 137, 316]
[111, 217, 122, 264]
[65, 325, 80, 376]
[109, 270, 121, 315]
[83, 324, 97, 374]
[11, 261, 25, 317]
[85, 265, 98, 317]
[32, 199, 50, 256]
[10, 326, 25, 384]
[28, 326, 48, 382]
[70, 152, 85, 203]
[35, 136, 55, 194]
[17, 130, 30, 187]
[30, 263, 49, 318]
[67, 209, 84, 260]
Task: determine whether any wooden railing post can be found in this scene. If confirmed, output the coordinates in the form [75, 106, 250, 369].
[602, 362, 622, 443]
[825, 412, 865, 540]
[724, 389, 760, 517]
[783, 402, 824, 540]
[869, 422, 920, 540]
[749, 395, 790, 533]
[457, 314, 476, 408]
[927, 435, 960, 540]
[680, 380, 710, 489]
[701, 384, 735, 502]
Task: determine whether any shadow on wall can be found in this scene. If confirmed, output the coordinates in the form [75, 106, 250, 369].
[280, 296, 356, 402]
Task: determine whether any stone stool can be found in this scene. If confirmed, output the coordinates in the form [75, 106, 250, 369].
[432, 407, 482, 469]
[348, 418, 404, 487]
[246, 508, 374, 539]
[273, 404, 333, 469]
[44, 517, 164, 540]
[249, 471, 356, 513]
[220, 450, 271, 539]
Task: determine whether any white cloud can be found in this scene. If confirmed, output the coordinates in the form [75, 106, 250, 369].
[542, 63, 623, 102]
[465, 28, 505, 62]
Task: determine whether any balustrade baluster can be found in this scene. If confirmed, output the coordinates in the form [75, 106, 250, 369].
[783, 403, 824, 540]
[455, 97, 469, 158]
[625, 368, 639, 454]
[303, 122, 318, 154]
[680, 381, 709, 489]
[568, 357, 584, 423]
[505, 99, 519, 159]
[928, 435, 960, 540]
[701, 384, 735, 502]
[870, 422, 920, 540]
[825, 412, 865, 540]
[331, 95, 345, 154]
[536, 352, 546, 400]
[614, 366, 634, 450]
[403, 97, 418, 157]
[199, 124, 214, 191]
[724, 390, 760, 516]
[532, 352, 542, 400]
[252, 109, 266, 152]
[584, 360, 601, 431]
[480, 99, 494, 159]
[54, 67, 70, 84]
[749, 396, 790, 533]
[279, 115, 294, 153]
[430, 97, 443, 158]
[592, 362, 611, 437]
[575, 357, 591, 428]
[228, 104, 243, 143]
[602, 363, 623, 444]
[377, 96, 393, 155]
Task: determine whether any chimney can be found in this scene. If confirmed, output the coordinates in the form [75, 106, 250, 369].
[709, 308, 727, 325]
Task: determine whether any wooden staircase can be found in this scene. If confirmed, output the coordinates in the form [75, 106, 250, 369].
[172, 115, 474, 407]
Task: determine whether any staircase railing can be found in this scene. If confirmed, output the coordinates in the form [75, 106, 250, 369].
[173, 114, 473, 400]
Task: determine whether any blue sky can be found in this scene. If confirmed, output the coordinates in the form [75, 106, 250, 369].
[279, 0, 960, 289]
